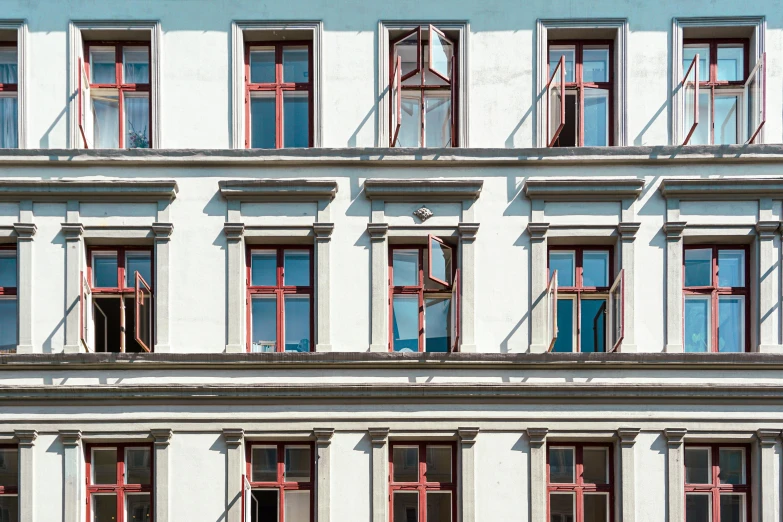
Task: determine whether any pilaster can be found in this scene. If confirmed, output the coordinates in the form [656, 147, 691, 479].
[617, 428, 641, 522]
[617, 223, 640, 352]
[458, 428, 480, 522]
[15, 429, 37, 522]
[313, 224, 334, 352]
[224, 428, 245, 522]
[664, 223, 686, 352]
[61, 430, 83, 522]
[665, 428, 687, 522]
[756, 222, 783, 352]
[369, 427, 390, 522]
[152, 223, 174, 353]
[528, 223, 550, 353]
[314, 428, 335, 522]
[151, 429, 172, 522]
[757, 429, 781, 522]
[457, 224, 479, 352]
[368, 224, 389, 352]
[527, 427, 549, 522]
[13, 223, 36, 353]
[225, 223, 246, 353]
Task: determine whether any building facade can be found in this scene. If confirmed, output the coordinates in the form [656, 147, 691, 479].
[0, 1, 783, 522]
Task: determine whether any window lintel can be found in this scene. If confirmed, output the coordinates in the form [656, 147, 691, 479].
[660, 177, 783, 200]
[524, 177, 644, 201]
[364, 179, 482, 201]
[219, 179, 337, 202]
[0, 179, 177, 202]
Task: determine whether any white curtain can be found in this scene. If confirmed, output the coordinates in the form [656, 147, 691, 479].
[124, 95, 149, 148]
[92, 95, 119, 149]
[0, 58, 18, 148]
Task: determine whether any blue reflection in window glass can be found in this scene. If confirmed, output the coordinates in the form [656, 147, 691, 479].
[684, 297, 710, 352]
[718, 296, 744, 353]
[553, 299, 574, 352]
[0, 254, 16, 288]
[250, 50, 275, 83]
[424, 297, 450, 353]
[683, 46, 710, 82]
[284, 251, 310, 286]
[251, 297, 277, 352]
[718, 250, 745, 288]
[283, 48, 309, 83]
[250, 96, 276, 149]
[580, 298, 606, 352]
[583, 251, 609, 287]
[393, 250, 419, 286]
[0, 299, 17, 352]
[549, 252, 575, 287]
[93, 254, 118, 287]
[284, 295, 310, 352]
[125, 252, 151, 286]
[251, 252, 277, 286]
[392, 296, 419, 352]
[583, 90, 608, 147]
[283, 93, 309, 148]
[685, 249, 712, 287]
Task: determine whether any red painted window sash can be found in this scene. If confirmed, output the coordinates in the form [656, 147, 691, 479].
[0, 43, 18, 93]
[0, 246, 17, 296]
[84, 42, 152, 148]
[87, 246, 154, 295]
[245, 246, 314, 353]
[683, 444, 751, 522]
[85, 442, 154, 522]
[0, 444, 18, 497]
[546, 443, 614, 522]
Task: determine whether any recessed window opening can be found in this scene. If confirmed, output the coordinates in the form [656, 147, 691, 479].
[0, 249, 17, 353]
[390, 442, 456, 522]
[0, 446, 19, 521]
[245, 442, 313, 522]
[684, 444, 750, 522]
[0, 38, 18, 149]
[548, 444, 613, 522]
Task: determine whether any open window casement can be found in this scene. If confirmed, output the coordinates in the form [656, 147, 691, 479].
[546, 270, 558, 352]
[450, 270, 460, 352]
[682, 54, 699, 145]
[745, 52, 766, 144]
[607, 269, 624, 352]
[135, 271, 153, 352]
[80, 271, 94, 352]
[428, 235, 453, 287]
[78, 57, 93, 149]
[547, 56, 565, 147]
[393, 26, 422, 83]
[243, 475, 252, 522]
[390, 56, 402, 146]
[428, 25, 454, 83]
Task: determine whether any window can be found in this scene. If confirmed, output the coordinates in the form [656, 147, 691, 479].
[244, 442, 313, 522]
[0, 446, 18, 522]
[245, 42, 312, 149]
[87, 444, 152, 522]
[685, 445, 749, 522]
[247, 247, 312, 353]
[79, 43, 151, 149]
[683, 246, 748, 353]
[0, 44, 17, 148]
[548, 248, 623, 352]
[681, 39, 765, 145]
[389, 236, 460, 352]
[0, 249, 16, 353]
[389, 25, 457, 147]
[548, 41, 613, 147]
[84, 247, 153, 352]
[390, 442, 455, 522]
[548, 444, 613, 522]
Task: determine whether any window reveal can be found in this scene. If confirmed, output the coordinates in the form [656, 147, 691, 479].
[244, 443, 313, 522]
[87, 443, 152, 522]
[0, 249, 17, 353]
[0, 44, 18, 148]
[684, 445, 750, 522]
[390, 442, 456, 522]
[548, 444, 613, 522]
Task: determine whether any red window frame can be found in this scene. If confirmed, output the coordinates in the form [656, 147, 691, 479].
[389, 26, 458, 147]
[547, 40, 614, 147]
[683, 245, 750, 353]
[684, 444, 751, 522]
[0, 246, 17, 298]
[85, 442, 154, 522]
[0, 444, 18, 500]
[388, 241, 458, 352]
[245, 246, 314, 353]
[389, 441, 457, 522]
[547, 443, 614, 522]
[244, 441, 315, 522]
[0, 42, 18, 95]
[548, 246, 614, 352]
[244, 41, 314, 149]
[683, 39, 749, 145]
[83, 42, 152, 148]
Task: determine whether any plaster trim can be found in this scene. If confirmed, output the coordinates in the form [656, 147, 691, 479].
[369, 428, 390, 522]
[364, 179, 483, 201]
[0, 21, 26, 149]
[524, 177, 644, 201]
[15, 429, 36, 522]
[0, 179, 178, 201]
[219, 179, 338, 201]
[660, 177, 783, 200]
[314, 428, 334, 522]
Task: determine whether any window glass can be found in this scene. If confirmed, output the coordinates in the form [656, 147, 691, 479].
[250, 93, 276, 149]
[0, 299, 17, 353]
[717, 45, 744, 82]
[584, 494, 608, 522]
[686, 494, 711, 522]
[92, 494, 117, 522]
[0, 497, 17, 522]
[425, 446, 452, 483]
[0, 448, 18, 487]
[393, 492, 419, 522]
[549, 493, 574, 522]
[284, 295, 310, 352]
[719, 449, 745, 485]
[251, 251, 277, 286]
[0, 252, 16, 287]
[0, 95, 18, 149]
[252, 446, 277, 482]
[125, 493, 151, 522]
[393, 250, 419, 286]
[685, 249, 712, 287]
[430, 30, 453, 81]
[393, 447, 419, 482]
[718, 250, 745, 287]
[399, 94, 421, 147]
[553, 299, 575, 353]
[125, 252, 152, 287]
[582, 251, 609, 287]
[429, 238, 452, 285]
[395, 31, 420, 82]
[392, 296, 419, 352]
[283, 91, 309, 148]
[285, 490, 310, 522]
[580, 298, 606, 353]
[125, 94, 150, 148]
[284, 446, 311, 482]
[684, 297, 710, 353]
[424, 297, 451, 353]
[549, 252, 575, 287]
[90, 48, 116, 84]
[714, 95, 738, 145]
[125, 448, 151, 485]
[718, 296, 744, 353]
[0, 48, 18, 83]
[720, 494, 744, 522]
[251, 296, 277, 353]
[284, 250, 310, 286]
[583, 48, 609, 83]
[424, 93, 451, 147]
[583, 89, 609, 147]
[427, 491, 451, 522]
[123, 47, 149, 84]
[93, 253, 118, 288]
[250, 48, 275, 83]
[549, 47, 575, 82]
[685, 448, 711, 483]
[683, 46, 710, 82]
[92, 91, 120, 149]
[549, 447, 574, 483]
[688, 91, 711, 146]
[582, 448, 608, 484]
[250, 490, 278, 521]
[283, 47, 309, 83]
[92, 448, 117, 484]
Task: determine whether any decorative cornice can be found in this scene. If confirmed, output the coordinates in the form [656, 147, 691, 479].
[756, 428, 781, 447]
[457, 223, 480, 239]
[458, 427, 480, 445]
[527, 427, 549, 447]
[152, 222, 174, 239]
[368, 427, 390, 445]
[219, 179, 338, 201]
[223, 222, 245, 240]
[60, 223, 84, 239]
[663, 221, 687, 239]
[223, 428, 245, 447]
[664, 428, 687, 445]
[617, 427, 641, 446]
[14, 429, 37, 446]
[60, 429, 83, 447]
[527, 222, 550, 239]
[363, 179, 483, 201]
[756, 221, 780, 239]
[367, 223, 389, 241]
[524, 177, 645, 201]
[151, 428, 172, 447]
[0, 180, 178, 201]
[660, 177, 783, 200]
[313, 223, 335, 239]
[13, 222, 36, 238]
[314, 428, 335, 446]
[617, 222, 641, 239]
